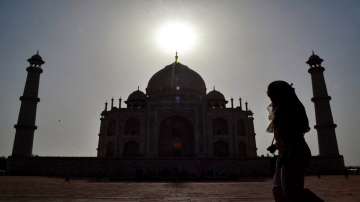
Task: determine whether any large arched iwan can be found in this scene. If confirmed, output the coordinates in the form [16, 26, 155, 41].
[159, 116, 194, 157]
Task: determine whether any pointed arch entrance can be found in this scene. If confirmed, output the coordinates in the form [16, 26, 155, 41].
[159, 116, 194, 157]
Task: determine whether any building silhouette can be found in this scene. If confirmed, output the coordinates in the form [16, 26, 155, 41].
[306, 52, 340, 156]
[7, 52, 345, 178]
[97, 54, 257, 160]
[12, 52, 44, 157]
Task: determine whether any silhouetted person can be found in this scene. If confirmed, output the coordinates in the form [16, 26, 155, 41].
[266, 81, 311, 202]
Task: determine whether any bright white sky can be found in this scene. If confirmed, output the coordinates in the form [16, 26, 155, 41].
[0, 0, 359, 166]
[155, 21, 197, 54]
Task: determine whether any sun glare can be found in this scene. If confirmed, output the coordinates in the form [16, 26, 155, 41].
[156, 21, 197, 54]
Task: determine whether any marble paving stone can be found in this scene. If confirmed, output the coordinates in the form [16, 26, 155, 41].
[0, 176, 359, 202]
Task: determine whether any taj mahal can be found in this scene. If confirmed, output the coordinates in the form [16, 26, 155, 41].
[97, 53, 256, 160]
[6, 51, 345, 179]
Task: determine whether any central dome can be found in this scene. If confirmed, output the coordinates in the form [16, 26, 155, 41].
[146, 62, 206, 97]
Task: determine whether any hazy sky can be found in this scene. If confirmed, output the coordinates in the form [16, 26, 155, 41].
[0, 0, 359, 166]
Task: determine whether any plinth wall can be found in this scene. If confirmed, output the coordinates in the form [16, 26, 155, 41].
[307, 155, 346, 174]
[6, 156, 345, 179]
[6, 157, 271, 179]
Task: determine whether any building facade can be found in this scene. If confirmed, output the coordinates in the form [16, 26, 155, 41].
[8, 52, 345, 178]
[97, 57, 257, 159]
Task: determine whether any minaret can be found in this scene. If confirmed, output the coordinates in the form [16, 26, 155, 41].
[306, 52, 339, 156]
[12, 52, 44, 157]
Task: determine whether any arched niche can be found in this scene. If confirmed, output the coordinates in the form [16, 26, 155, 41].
[106, 142, 114, 158]
[124, 118, 140, 136]
[123, 141, 140, 157]
[213, 140, 229, 157]
[239, 141, 247, 159]
[158, 116, 194, 157]
[213, 118, 228, 136]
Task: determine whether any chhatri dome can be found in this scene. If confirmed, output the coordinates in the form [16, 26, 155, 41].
[206, 87, 228, 108]
[127, 88, 146, 101]
[206, 88, 226, 101]
[125, 87, 147, 109]
[146, 53, 206, 98]
[27, 51, 45, 66]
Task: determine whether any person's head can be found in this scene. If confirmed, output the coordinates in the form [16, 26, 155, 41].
[267, 80, 295, 107]
[267, 80, 310, 133]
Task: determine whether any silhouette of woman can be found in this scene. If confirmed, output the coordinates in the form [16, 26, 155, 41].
[266, 81, 311, 202]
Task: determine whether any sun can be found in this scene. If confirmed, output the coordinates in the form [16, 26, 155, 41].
[156, 21, 197, 54]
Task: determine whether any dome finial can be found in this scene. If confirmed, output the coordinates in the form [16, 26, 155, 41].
[175, 51, 179, 63]
[137, 86, 139, 91]
[36, 50, 39, 55]
[213, 86, 215, 91]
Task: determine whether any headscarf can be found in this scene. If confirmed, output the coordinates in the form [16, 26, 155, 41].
[267, 81, 310, 143]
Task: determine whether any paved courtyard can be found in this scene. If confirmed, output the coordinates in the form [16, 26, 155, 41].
[0, 176, 359, 201]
